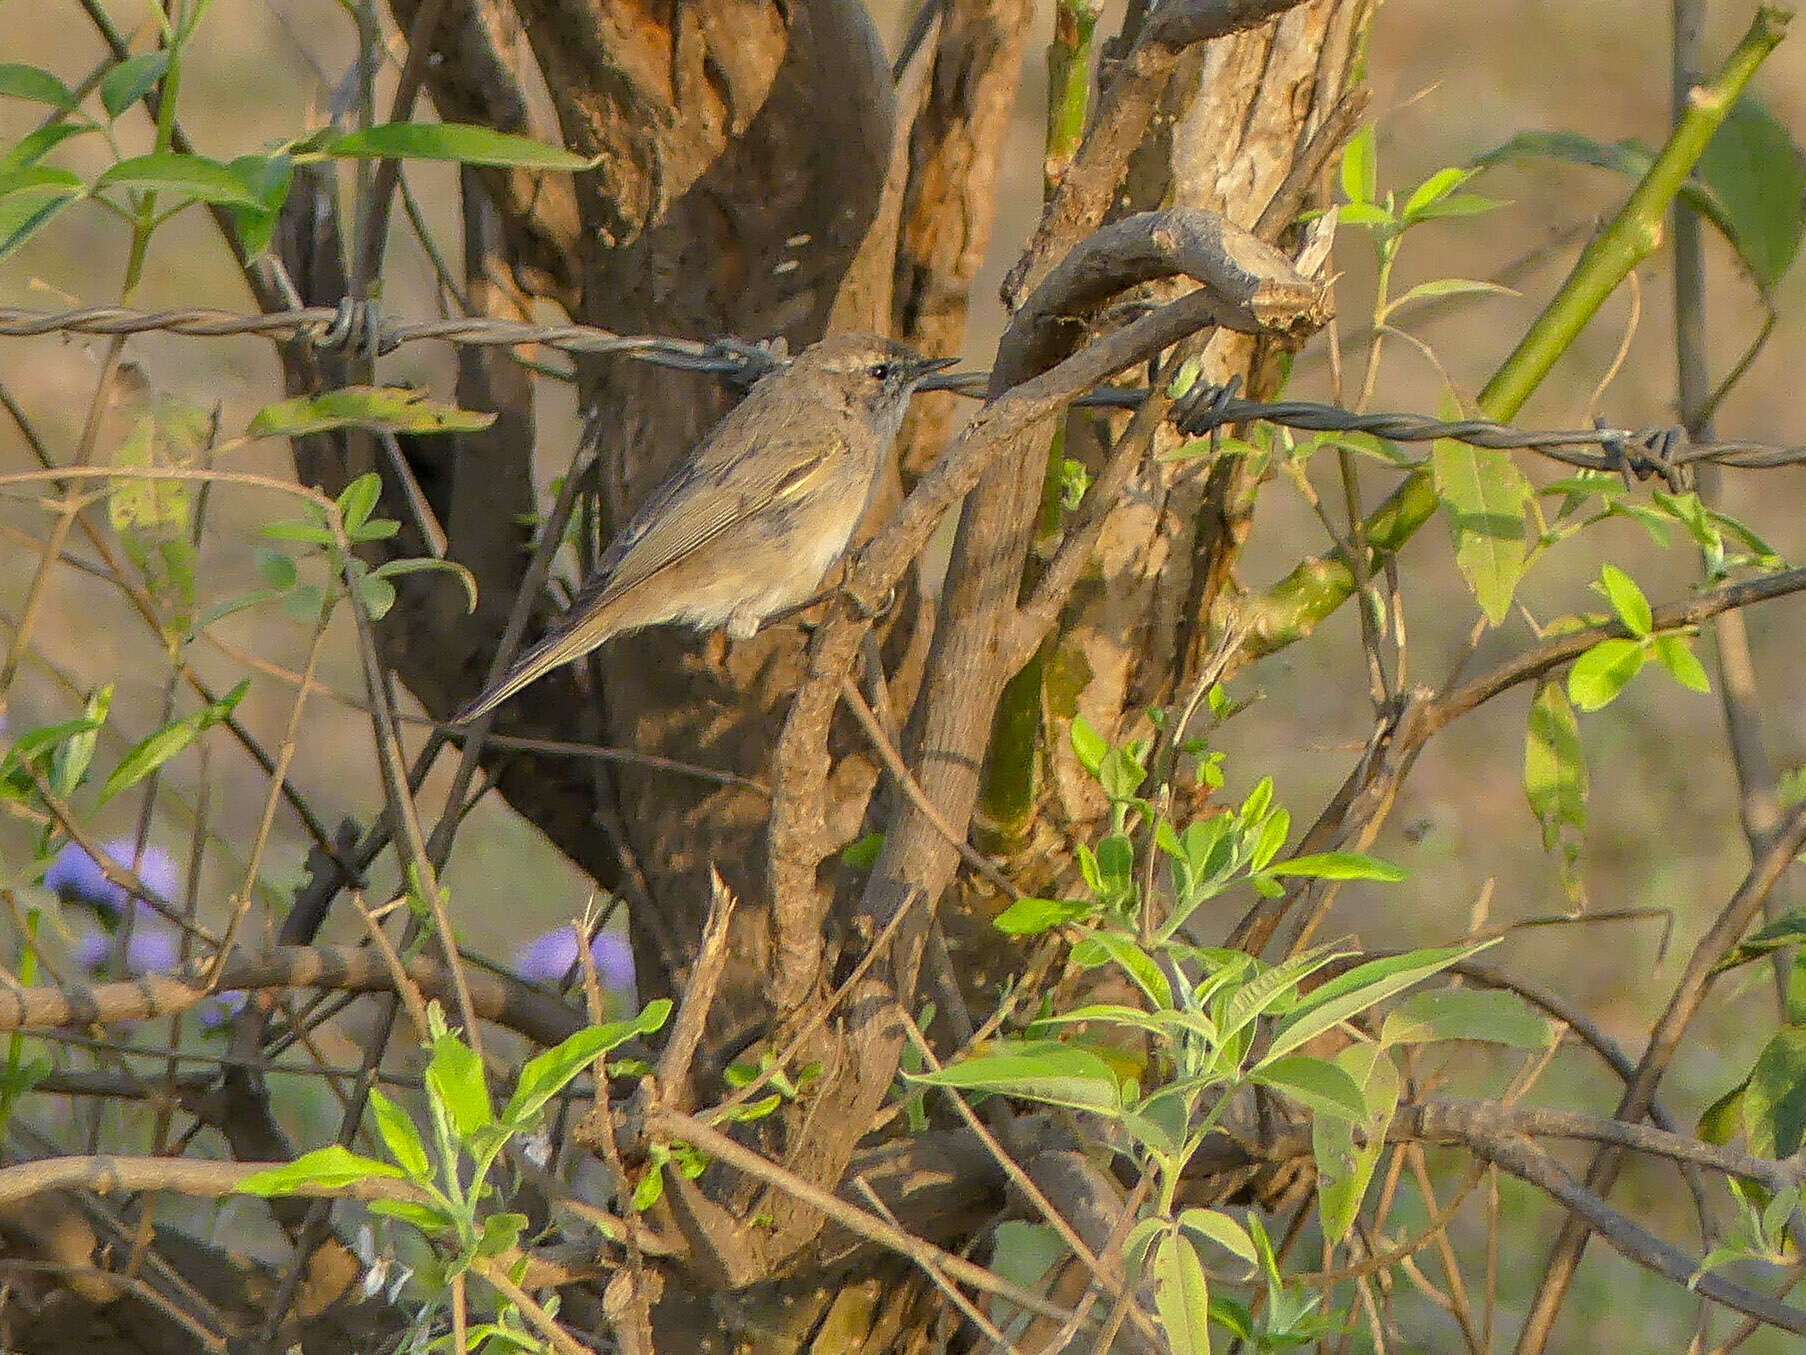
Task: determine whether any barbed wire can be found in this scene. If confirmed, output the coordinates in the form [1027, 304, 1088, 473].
[2, 300, 1802, 483]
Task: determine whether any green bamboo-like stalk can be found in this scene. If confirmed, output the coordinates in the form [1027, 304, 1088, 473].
[1241, 3, 1792, 655]
[975, 0, 1101, 848]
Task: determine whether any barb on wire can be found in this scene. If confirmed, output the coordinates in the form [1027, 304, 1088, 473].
[3, 302, 1804, 480]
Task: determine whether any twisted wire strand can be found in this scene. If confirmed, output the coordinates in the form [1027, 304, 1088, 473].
[2, 301, 1802, 480]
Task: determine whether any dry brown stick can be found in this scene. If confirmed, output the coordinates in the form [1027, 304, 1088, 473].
[653, 868, 739, 1106]
[0, 943, 585, 1047]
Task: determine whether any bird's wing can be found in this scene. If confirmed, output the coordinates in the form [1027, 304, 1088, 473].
[581, 424, 839, 607]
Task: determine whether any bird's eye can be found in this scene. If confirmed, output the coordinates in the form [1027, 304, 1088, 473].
[867, 362, 895, 381]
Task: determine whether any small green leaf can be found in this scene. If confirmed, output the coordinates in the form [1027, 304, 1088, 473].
[1524, 680, 1587, 895]
[1264, 942, 1493, 1064]
[99, 51, 170, 120]
[1391, 277, 1518, 309]
[502, 1000, 670, 1127]
[1177, 1207, 1257, 1269]
[1251, 1055, 1369, 1121]
[906, 1042, 1124, 1115]
[99, 681, 247, 805]
[1152, 1232, 1212, 1355]
[95, 152, 267, 207]
[839, 831, 884, 869]
[0, 64, 78, 110]
[1, 124, 96, 172]
[1568, 637, 1647, 711]
[369, 556, 480, 615]
[49, 686, 111, 799]
[368, 1198, 453, 1234]
[236, 1144, 402, 1195]
[1265, 851, 1406, 883]
[247, 387, 497, 439]
[1313, 1043, 1399, 1244]
[426, 1029, 493, 1138]
[1432, 436, 1531, 624]
[476, 1211, 528, 1258]
[1695, 96, 1806, 290]
[337, 473, 382, 533]
[1596, 565, 1652, 636]
[324, 122, 600, 170]
[1403, 166, 1475, 220]
[1070, 716, 1108, 777]
[369, 1087, 431, 1180]
[1653, 634, 1711, 694]
[356, 574, 397, 620]
[1338, 201, 1395, 228]
[223, 153, 294, 259]
[261, 518, 336, 546]
[1744, 1026, 1806, 1159]
[0, 165, 87, 262]
[257, 550, 298, 590]
[1340, 124, 1377, 206]
[993, 896, 1092, 935]
[1380, 988, 1556, 1049]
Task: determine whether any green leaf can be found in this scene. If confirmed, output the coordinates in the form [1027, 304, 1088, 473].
[0, 64, 78, 110]
[1265, 851, 1406, 883]
[1312, 1044, 1399, 1244]
[260, 518, 336, 546]
[247, 387, 497, 439]
[1218, 947, 1345, 1047]
[368, 1198, 454, 1234]
[0, 165, 86, 261]
[1390, 278, 1518, 308]
[99, 681, 248, 805]
[1713, 909, 1806, 977]
[1, 124, 96, 171]
[1596, 564, 1652, 636]
[1177, 1207, 1257, 1270]
[906, 1042, 1124, 1115]
[257, 550, 298, 590]
[1403, 167, 1476, 220]
[502, 1000, 670, 1127]
[236, 1144, 402, 1195]
[1340, 124, 1376, 206]
[49, 686, 112, 799]
[369, 557, 480, 615]
[95, 152, 267, 207]
[1654, 634, 1711, 694]
[1338, 201, 1395, 228]
[476, 1210, 528, 1258]
[1472, 128, 1656, 180]
[1070, 715, 1108, 777]
[1744, 1026, 1806, 1159]
[324, 122, 600, 170]
[993, 895, 1092, 935]
[99, 51, 170, 120]
[1432, 437, 1531, 624]
[1152, 1232, 1213, 1355]
[224, 153, 293, 259]
[1072, 928, 1172, 1010]
[337, 472, 382, 533]
[1251, 1055, 1369, 1121]
[1694, 96, 1806, 290]
[369, 1087, 431, 1180]
[1524, 681, 1588, 896]
[356, 574, 397, 620]
[1263, 942, 1492, 1064]
[839, 831, 884, 869]
[1568, 637, 1647, 711]
[426, 1030, 493, 1138]
[1380, 988, 1556, 1049]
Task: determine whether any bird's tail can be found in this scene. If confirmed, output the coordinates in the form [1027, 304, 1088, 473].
[452, 606, 619, 725]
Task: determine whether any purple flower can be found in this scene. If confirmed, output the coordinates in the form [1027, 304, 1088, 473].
[514, 926, 635, 993]
[45, 838, 179, 915]
[198, 990, 248, 1030]
[72, 911, 180, 976]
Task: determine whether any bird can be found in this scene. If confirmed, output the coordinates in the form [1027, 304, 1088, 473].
[454, 331, 955, 724]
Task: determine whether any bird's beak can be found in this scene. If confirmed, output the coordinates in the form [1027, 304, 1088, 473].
[910, 354, 960, 385]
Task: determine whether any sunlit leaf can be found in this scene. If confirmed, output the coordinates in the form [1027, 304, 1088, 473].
[247, 387, 496, 439]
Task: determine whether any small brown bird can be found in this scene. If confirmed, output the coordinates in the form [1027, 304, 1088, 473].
[455, 332, 954, 723]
